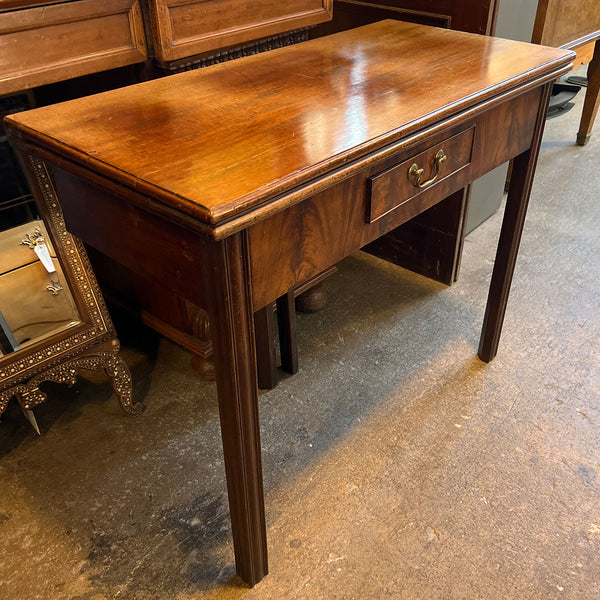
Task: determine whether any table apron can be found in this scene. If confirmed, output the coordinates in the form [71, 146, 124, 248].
[249, 86, 542, 310]
[48, 164, 212, 309]
[33, 85, 541, 315]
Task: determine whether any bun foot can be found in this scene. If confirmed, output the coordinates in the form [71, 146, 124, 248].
[190, 354, 216, 380]
[295, 282, 327, 313]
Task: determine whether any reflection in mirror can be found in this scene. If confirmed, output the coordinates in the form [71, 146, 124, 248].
[0, 219, 80, 356]
[0, 152, 138, 418]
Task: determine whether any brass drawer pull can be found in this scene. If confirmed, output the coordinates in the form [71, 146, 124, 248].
[407, 149, 447, 188]
[21, 228, 63, 295]
[21, 227, 55, 274]
[46, 280, 64, 296]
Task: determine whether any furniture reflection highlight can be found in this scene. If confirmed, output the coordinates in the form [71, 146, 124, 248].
[0, 156, 140, 420]
[311, 0, 501, 281]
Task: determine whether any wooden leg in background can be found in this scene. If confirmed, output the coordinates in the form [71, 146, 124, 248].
[276, 290, 298, 375]
[479, 82, 553, 363]
[577, 40, 600, 146]
[254, 304, 278, 389]
[205, 232, 268, 586]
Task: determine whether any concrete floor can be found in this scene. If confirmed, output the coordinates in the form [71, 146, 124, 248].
[1, 79, 599, 599]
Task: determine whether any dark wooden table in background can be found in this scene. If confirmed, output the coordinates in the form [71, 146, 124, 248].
[6, 21, 573, 586]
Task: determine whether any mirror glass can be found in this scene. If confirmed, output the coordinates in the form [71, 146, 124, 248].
[1, 124, 81, 358]
[0, 217, 81, 357]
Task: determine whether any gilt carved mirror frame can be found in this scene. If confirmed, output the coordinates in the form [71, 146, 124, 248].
[0, 153, 141, 418]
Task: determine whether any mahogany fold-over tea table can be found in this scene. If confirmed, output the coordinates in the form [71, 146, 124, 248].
[6, 21, 573, 586]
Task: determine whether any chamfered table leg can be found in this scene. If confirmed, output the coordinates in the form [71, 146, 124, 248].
[577, 40, 600, 146]
[205, 232, 268, 586]
[479, 82, 553, 363]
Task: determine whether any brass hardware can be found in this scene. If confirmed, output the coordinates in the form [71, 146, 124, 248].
[20, 227, 45, 248]
[408, 149, 447, 188]
[22, 226, 56, 274]
[46, 280, 64, 296]
[22, 228, 63, 294]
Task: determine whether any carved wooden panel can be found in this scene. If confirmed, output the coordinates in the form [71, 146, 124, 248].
[148, 0, 332, 63]
[0, 0, 147, 95]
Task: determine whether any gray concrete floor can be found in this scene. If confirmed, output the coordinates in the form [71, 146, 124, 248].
[1, 80, 599, 599]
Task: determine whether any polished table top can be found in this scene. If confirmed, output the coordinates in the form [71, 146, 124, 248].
[7, 20, 571, 233]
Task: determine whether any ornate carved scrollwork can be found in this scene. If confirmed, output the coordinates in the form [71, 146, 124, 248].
[2, 342, 143, 417]
[164, 28, 311, 74]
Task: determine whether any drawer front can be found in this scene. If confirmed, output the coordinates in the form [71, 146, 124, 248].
[0, 0, 147, 95]
[0, 261, 78, 346]
[367, 126, 475, 223]
[0, 220, 56, 274]
[149, 0, 333, 62]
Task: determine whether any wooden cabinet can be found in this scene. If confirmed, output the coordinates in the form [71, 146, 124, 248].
[0, 1, 334, 89]
[532, 0, 600, 48]
[147, 0, 333, 63]
[0, 0, 147, 95]
[531, 0, 600, 146]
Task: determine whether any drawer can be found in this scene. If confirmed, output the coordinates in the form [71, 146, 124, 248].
[367, 127, 475, 223]
[0, 260, 78, 346]
[0, 220, 57, 274]
[0, 0, 147, 95]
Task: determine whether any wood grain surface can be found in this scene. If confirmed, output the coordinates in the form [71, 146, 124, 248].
[148, 0, 332, 62]
[5, 20, 572, 230]
[532, 0, 600, 49]
[0, 0, 147, 95]
[248, 86, 543, 309]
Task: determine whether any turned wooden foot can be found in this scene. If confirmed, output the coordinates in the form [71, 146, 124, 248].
[295, 282, 327, 313]
[189, 295, 297, 388]
[190, 354, 216, 380]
